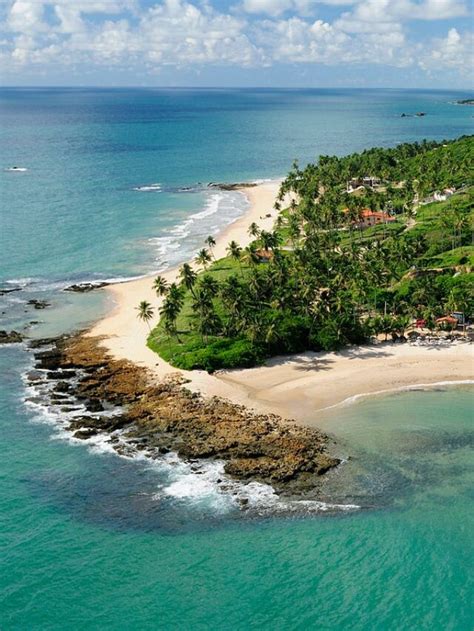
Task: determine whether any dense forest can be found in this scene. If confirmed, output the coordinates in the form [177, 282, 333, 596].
[144, 136, 473, 371]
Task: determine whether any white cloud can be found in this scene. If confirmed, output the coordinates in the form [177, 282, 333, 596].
[241, 0, 314, 16]
[0, 0, 472, 81]
[138, 0, 263, 65]
[7, 1, 48, 33]
[419, 27, 474, 72]
[336, 0, 468, 29]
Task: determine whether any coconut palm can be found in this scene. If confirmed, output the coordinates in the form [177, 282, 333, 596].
[199, 274, 219, 298]
[195, 248, 212, 269]
[226, 240, 242, 262]
[136, 301, 154, 331]
[159, 284, 184, 340]
[248, 222, 260, 238]
[179, 263, 198, 297]
[153, 275, 169, 297]
[205, 235, 216, 258]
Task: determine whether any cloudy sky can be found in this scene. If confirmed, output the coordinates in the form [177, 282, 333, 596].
[0, 0, 472, 87]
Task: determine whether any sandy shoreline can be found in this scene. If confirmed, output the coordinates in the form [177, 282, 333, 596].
[88, 181, 473, 422]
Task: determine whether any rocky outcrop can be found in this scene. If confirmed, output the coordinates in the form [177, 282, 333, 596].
[64, 282, 109, 293]
[0, 330, 24, 344]
[31, 334, 340, 493]
[27, 299, 51, 309]
[0, 287, 21, 295]
[208, 182, 257, 191]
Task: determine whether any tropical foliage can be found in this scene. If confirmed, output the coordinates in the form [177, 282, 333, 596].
[147, 135, 473, 371]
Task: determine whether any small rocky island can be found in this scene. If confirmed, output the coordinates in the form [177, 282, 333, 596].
[208, 182, 258, 191]
[29, 334, 340, 494]
[456, 98, 474, 105]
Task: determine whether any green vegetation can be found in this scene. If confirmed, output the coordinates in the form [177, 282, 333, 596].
[145, 136, 473, 371]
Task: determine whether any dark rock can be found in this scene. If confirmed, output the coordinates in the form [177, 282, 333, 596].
[0, 287, 21, 295]
[85, 398, 104, 412]
[26, 370, 44, 382]
[27, 299, 50, 309]
[47, 369, 77, 380]
[54, 381, 72, 393]
[74, 428, 99, 440]
[64, 282, 109, 293]
[208, 182, 257, 191]
[0, 330, 24, 344]
[29, 336, 65, 349]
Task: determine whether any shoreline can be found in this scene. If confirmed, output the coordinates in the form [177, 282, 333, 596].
[87, 180, 286, 411]
[88, 181, 473, 422]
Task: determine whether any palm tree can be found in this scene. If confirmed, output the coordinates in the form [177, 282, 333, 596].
[259, 230, 279, 252]
[205, 235, 216, 258]
[153, 275, 169, 297]
[136, 301, 154, 331]
[167, 282, 185, 310]
[195, 248, 212, 269]
[179, 263, 197, 297]
[227, 240, 242, 260]
[248, 222, 260, 239]
[227, 240, 243, 274]
[159, 284, 184, 340]
[199, 274, 219, 298]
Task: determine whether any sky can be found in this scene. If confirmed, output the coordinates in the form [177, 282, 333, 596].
[0, 0, 472, 88]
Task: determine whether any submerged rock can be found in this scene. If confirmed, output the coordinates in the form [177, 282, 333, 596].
[27, 299, 51, 309]
[0, 330, 24, 344]
[0, 287, 21, 295]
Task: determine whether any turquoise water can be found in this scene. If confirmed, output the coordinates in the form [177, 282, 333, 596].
[1, 88, 473, 629]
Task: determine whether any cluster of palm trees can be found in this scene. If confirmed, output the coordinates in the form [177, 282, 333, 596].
[137, 136, 472, 366]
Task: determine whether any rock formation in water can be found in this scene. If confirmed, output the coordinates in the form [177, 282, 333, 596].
[31, 334, 340, 493]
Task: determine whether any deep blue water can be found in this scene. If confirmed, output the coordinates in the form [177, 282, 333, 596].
[0, 88, 473, 629]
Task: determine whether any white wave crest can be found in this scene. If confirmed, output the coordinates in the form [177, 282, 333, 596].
[133, 183, 161, 192]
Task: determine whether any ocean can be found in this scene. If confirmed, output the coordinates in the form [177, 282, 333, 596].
[1, 88, 473, 629]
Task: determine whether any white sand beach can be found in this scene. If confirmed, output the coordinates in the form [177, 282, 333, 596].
[89, 180, 474, 422]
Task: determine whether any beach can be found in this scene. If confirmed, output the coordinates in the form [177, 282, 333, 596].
[89, 180, 473, 422]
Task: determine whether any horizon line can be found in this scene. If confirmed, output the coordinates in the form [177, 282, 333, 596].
[0, 85, 473, 92]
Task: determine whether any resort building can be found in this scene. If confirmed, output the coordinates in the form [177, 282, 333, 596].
[346, 176, 382, 192]
[255, 249, 274, 263]
[354, 209, 397, 230]
[421, 187, 456, 204]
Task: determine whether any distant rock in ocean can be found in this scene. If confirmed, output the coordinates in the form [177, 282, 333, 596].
[64, 282, 109, 293]
[0, 330, 25, 344]
[208, 182, 258, 191]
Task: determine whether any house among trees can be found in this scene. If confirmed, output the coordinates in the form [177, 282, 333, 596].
[421, 187, 456, 204]
[346, 176, 382, 192]
[433, 187, 456, 201]
[255, 249, 274, 263]
[435, 315, 459, 329]
[354, 209, 396, 229]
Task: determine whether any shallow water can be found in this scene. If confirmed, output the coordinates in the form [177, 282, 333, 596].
[1, 88, 473, 629]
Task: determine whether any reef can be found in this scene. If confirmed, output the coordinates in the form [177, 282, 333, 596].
[30, 334, 340, 494]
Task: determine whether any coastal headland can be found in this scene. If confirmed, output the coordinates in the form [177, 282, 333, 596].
[87, 180, 473, 423]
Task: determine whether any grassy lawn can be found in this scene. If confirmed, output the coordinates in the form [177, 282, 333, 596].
[427, 246, 474, 268]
